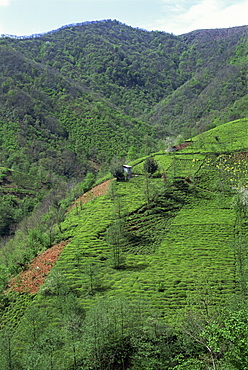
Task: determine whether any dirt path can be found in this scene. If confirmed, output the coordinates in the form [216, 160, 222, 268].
[9, 179, 113, 294]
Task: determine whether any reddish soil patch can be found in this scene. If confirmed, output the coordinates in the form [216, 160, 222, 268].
[9, 179, 113, 295]
[10, 241, 68, 294]
[173, 141, 192, 151]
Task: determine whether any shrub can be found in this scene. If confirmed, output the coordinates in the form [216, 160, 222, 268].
[111, 165, 125, 181]
[143, 157, 158, 175]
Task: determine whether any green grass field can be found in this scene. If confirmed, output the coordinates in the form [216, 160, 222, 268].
[6, 118, 248, 367]
[28, 120, 246, 320]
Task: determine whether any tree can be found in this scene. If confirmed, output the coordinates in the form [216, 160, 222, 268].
[50, 199, 67, 233]
[144, 172, 151, 207]
[85, 262, 100, 294]
[0, 328, 16, 370]
[180, 303, 248, 370]
[106, 189, 127, 269]
[181, 312, 219, 370]
[233, 231, 248, 300]
[106, 219, 125, 269]
[220, 305, 248, 369]
[142, 135, 156, 156]
[22, 327, 62, 370]
[111, 165, 125, 181]
[143, 156, 158, 176]
[80, 297, 142, 369]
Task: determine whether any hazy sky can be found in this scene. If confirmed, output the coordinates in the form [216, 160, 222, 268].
[0, 0, 248, 36]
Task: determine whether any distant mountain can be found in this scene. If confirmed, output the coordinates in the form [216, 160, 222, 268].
[0, 35, 153, 165]
[1, 20, 247, 137]
[2, 21, 248, 119]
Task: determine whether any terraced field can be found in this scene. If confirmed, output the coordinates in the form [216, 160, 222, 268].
[35, 142, 247, 321]
[7, 119, 247, 368]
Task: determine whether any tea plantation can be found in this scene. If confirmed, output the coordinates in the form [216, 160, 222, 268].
[1, 118, 248, 369]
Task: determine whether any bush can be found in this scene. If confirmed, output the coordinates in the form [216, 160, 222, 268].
[111, 165, 125, 181]
[143, 157, 158, 175]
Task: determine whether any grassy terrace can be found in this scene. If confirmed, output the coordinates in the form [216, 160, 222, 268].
[6, 119, 244, 319]
[35, 184, 235, 323]
[185, 118, 248, 153]
[33, 117, 248, 321]
[8, 118, 247, 370]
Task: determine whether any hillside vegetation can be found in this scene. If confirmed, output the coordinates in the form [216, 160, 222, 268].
[0, 20, 247, 241]
[0, 19, 248, 368]
[2, 21, 248, 129]
[0, 118, 247, 369]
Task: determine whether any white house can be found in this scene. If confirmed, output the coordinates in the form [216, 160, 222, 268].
[123, 165, 132, 179]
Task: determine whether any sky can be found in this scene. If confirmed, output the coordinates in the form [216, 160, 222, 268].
[0, 0, 247, 37]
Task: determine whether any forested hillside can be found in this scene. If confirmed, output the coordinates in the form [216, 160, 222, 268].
[147, 26, 248, 135]
[1, 20, 248, 137]
[3, 20, 247, 129]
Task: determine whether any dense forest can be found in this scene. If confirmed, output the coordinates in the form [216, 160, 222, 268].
[0, 20, 247, 369]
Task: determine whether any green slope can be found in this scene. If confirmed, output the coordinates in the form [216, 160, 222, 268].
[1, 120, 247, 369]
[186, 117, 248, 153]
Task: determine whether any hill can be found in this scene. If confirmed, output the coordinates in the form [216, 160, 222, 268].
[146, 26, 248, 135]
[2, 20, 247, 134]
[0, 118, 247, 369]
[0, 20, 247, 240]
[0, 19, 248, 367]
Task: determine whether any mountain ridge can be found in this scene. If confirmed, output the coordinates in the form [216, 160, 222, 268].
[3, 20, 246, 131]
